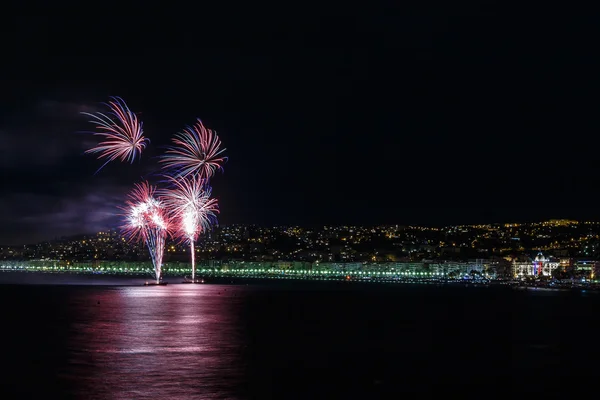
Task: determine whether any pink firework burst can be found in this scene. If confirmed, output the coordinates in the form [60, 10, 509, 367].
[160, 119, 227, 179]
[122, 181, 170, 283]
[160, 175, 219, 281]
[161, 175, 219, 242]
[83, 96, 149, 173]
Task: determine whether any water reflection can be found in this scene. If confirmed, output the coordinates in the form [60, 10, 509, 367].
[66, 285, 246, 399]
[5, 282, 600, 398]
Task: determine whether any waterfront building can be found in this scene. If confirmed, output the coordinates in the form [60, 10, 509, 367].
[318, 262, 362, 271]
[512, 252, 559, 277]
[573, 260, 599, 279]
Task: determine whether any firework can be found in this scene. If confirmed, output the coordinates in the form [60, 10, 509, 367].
[160, 119, 226, 179]
[122, 181, 170, 283]
[160, 175, 219, 281]
[83, 97, 149, 173]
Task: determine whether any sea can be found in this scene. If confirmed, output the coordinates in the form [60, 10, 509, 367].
[0, 274, 598, 399]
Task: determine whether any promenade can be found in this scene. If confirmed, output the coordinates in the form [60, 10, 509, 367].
[1, 261, 599, 291]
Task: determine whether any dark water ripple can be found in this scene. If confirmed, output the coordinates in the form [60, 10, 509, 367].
[1, 281, 599, 399]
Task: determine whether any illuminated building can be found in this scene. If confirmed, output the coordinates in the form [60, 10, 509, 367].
[573, 260, 598, 279]
[512, 252, 559, 277]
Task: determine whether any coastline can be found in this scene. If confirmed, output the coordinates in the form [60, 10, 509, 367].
[0, 270, 598, 292]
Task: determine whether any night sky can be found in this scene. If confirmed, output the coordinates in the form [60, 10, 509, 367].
[2, 8, 600, 244]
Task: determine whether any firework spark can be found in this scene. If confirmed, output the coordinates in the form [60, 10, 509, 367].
[83, 97, 149, 173]
[160, 175, 219, 281]
[160, 119, 227, 179]
[122, 181, 170, 283]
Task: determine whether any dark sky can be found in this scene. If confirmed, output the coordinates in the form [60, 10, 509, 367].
[2, 7, 600, 244]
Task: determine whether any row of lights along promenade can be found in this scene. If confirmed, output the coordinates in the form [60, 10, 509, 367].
[1, 260, 598, 290]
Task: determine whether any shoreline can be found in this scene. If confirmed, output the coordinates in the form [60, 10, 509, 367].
[0, 270, 598, 291]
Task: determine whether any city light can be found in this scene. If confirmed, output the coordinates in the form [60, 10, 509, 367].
[2, 219, 599, 288]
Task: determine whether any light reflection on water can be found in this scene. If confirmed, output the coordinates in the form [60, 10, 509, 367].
[66, 285, 247, 399]
[4, 281, 600, 398]
[96, 346, 206, 354]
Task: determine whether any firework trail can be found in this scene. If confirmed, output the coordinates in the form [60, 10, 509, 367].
[122, 181, 170, 283]
[160, 119, 227, 179]
[160, 175, 219, 281]
[82, 97, 149, 174]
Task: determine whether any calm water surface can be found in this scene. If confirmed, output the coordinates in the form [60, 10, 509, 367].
[1, 281, 599, 399]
